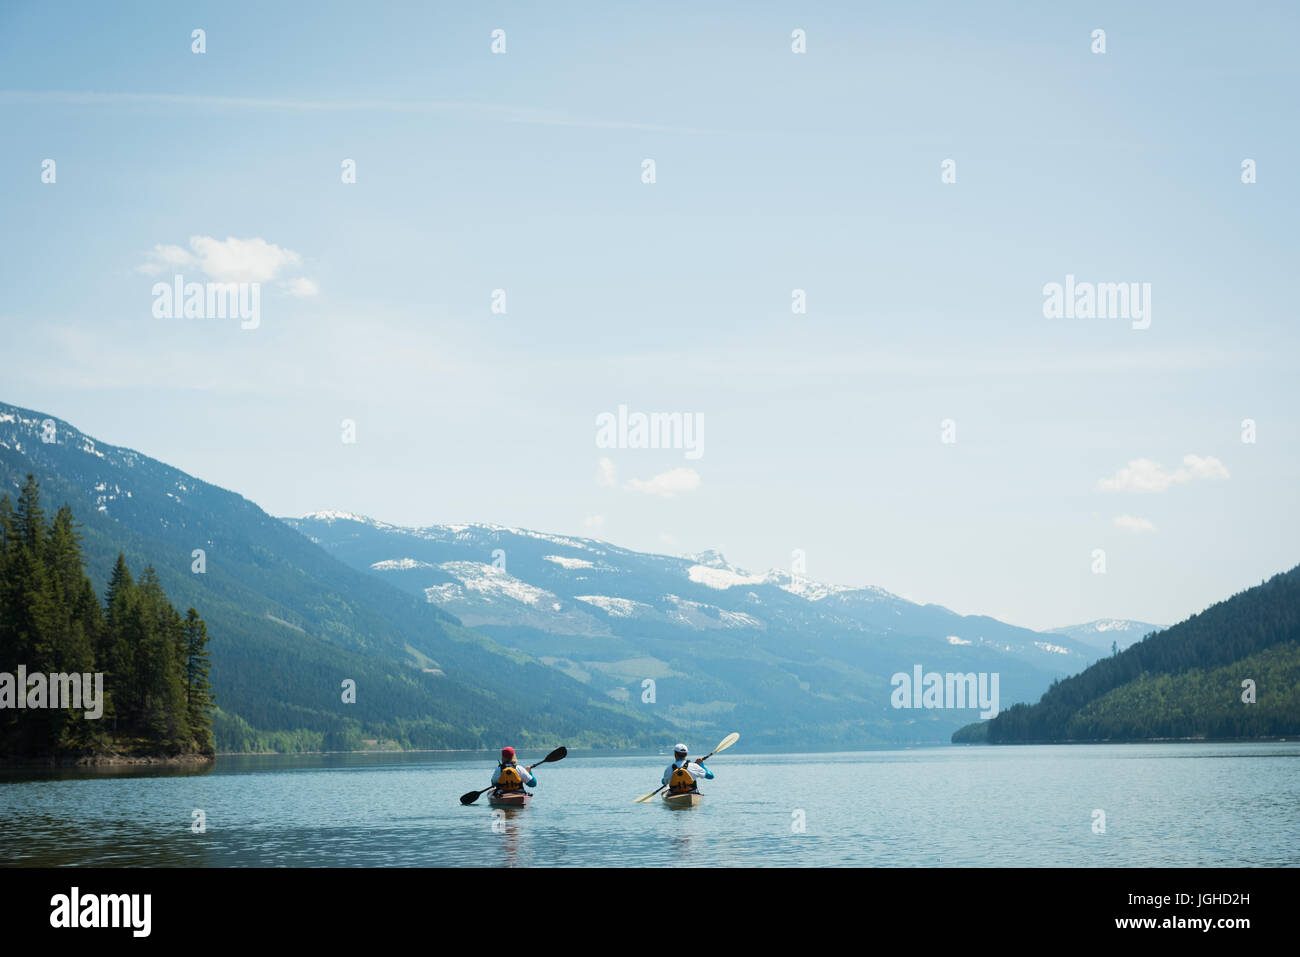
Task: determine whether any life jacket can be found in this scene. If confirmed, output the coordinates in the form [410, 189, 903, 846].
[496, 763, 524, 792]
[668, 763, 697, 794]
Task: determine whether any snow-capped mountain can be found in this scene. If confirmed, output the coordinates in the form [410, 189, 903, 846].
[284, 512, 1109, 746]
[1045, 619, 1165, 653]
[0, 401, 674, 751]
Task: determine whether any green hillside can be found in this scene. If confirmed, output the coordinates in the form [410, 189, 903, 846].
[1065, 643, 1300, 739]
[0, 403, 674, 752]
[0, 476, 214, 759]
[955, 566, 1300, 743]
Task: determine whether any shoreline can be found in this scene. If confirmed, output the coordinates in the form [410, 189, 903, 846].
[220, 737, 1296, 758]
[0, 752, 215, 768]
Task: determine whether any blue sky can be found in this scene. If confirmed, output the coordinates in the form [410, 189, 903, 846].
[1, 1, 1297, 630]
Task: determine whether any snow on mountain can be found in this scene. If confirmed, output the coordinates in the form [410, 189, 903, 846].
[665, 595, 766, 630]
[286, 512, 1110, 678]
[687, 563, 766, 589]
[574, 595, 651, 618]
[282, 509, 1135, 743]
[1033, 640, 1073, 656]
[1046, 619, 1164, 652]
[304, 509, 376, 524]
[545, 555, 596, 570]
[428, 561, 556, 607]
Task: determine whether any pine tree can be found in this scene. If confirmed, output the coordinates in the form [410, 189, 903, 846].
[100, 553, 136, 729]
[0, 494, 16, 751]
[5, 478, 59, 753]
[15, 474, 44, 549]
[43, 507, 97, 749]
[182, 609, 215, 753]
[133, 567, 190, 752]
[0, 488, 214, 759]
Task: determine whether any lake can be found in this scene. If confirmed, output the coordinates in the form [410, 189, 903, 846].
[2, 743, 1297, 867]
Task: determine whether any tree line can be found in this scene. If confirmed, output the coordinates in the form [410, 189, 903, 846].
[0, 474, 213, 758]
[984, 566, 1300, 742]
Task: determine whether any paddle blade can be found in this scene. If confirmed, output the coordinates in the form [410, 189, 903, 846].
[712, 732, 740, 755]
[540, 745, 568, 764]
[634, 791, 659, 804]
[460, 788, 486, 805]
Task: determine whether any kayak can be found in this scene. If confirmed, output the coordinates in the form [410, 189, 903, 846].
[488, 789, 531, 809]
[662, 790, 702, 808]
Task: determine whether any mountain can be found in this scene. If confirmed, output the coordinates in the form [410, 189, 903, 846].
[283, 513, 1105, 747]
[956, 567, 1300, 743]
[1045, 619, 1164, 654]
[0, 402, 673, 752]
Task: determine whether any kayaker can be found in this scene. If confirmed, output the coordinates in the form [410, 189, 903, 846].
[492, 746, 538, 794]
[662, 743, 713, 795]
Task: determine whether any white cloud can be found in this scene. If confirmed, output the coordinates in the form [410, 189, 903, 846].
[1179, 455, 1231, 481]
[596, 457, 617, 488]
[137, 244, 194, 274]
[625, 467, 701, 498]
[1099, 455, 1229, 492]
[139, 235, 305, 283]
[1113, 514, 1156, 532]
[583, 515, 605, 530]
[284, 277, 319, 297]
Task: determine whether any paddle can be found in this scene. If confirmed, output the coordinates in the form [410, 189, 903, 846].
[460, 746, 568, 805]
[635, 732, 740, 803]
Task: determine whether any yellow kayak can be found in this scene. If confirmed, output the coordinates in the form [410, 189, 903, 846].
[662, 790, 703, 808]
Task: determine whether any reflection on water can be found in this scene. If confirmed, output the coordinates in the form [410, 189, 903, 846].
[0, 761, 216, 785]
[1, 744, 1298, 867]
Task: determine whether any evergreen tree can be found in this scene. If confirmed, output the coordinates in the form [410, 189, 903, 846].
[0, 494, 16, 747]
[132, 567, 191, 752]
[15, 474, 44, 548]
[182, 609, 215, 753]
[4, 478, 58, 752]
[100, 552, 136, 729]
[0, 479, 213, 759]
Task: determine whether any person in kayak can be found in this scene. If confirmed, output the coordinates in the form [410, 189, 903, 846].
[492, 746, 538, 794]
[662, 743, 713, 795]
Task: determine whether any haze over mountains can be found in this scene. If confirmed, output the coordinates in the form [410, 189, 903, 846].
[1045, 619, 1165, 654]
[0, 402, 670, 752]
[2, 398, 1178, 750]
[284, 513, 1150, 747]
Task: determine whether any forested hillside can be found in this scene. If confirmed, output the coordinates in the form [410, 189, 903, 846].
[1, 402, 673, 752]
[961, 566, 1300, 743]
[0, 476, 213, 759]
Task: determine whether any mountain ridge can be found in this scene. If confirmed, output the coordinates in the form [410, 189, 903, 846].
[957, 567, 1300, 743]
[284, 511, 1124, 746]
[0, 401, 674, 752]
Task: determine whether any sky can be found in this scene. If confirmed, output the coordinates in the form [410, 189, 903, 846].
[1, 1, 1297, 631]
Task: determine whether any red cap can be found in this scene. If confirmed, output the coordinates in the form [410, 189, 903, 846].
[501, 746, 516, 760]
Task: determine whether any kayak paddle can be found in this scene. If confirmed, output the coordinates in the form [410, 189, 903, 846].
[459, 746, 568, 805]
[635, 732, 739, 803]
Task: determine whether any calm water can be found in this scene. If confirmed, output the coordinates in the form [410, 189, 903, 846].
[2, 743, 1297, 867]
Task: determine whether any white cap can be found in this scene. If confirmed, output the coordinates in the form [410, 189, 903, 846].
[674, 743, 688, 754]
